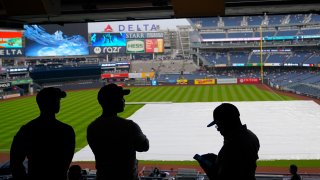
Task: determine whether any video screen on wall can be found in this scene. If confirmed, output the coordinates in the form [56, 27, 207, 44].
[0, 31, 23, 48]
[90, 33, 126, 47]
[24, 23, 89, 57]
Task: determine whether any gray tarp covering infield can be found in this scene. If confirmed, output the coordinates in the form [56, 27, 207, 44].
[73, 101, 320, 161]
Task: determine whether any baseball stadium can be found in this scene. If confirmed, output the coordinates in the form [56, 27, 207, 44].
[1, 0, 320, 179]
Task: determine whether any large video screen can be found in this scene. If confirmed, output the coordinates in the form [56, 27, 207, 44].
[90, 33, 126, 47]
[24, 24, 89, 57]
[0, 31, 23, 48]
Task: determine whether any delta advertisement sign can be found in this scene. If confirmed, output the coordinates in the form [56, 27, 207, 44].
[237, 78, 260, 84]
[0, 31, 24, 57]
[88, 19, 190, 33]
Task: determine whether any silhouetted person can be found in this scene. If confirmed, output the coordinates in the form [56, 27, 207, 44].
[10, 87, 75, 180]
[290, 164, 302, 180]
[87, 83, 149, 180]
[149, 167, 160, 177]
[196, 103, 260, 180]
[68, 165, 83, 180]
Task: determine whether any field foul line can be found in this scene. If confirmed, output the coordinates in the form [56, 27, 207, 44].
[263, 85, 286, 101]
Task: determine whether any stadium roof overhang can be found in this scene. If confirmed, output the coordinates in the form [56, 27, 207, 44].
[0, 0, 320, 28]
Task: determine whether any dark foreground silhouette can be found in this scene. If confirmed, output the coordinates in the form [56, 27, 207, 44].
[10, 87, 75, 180]
[195, 103, 260, 180]
[87, 83, 149, 180]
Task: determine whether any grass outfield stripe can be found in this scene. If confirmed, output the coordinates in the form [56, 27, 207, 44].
[242, 85, 256, 101]
[191, 86, 202, 102]
[224, 85, 234, 101]
[152, 86, 178, 101]
[207, 86, 214, 102]
[255, 88, 281, 101]
[125, 87, 144, 102]
[211, 86, 219, 101]
[221, 85, 230, 101]
[201, 86, 210, 102]
[129, 87, 152, 102]
[135, 87, 158, 102]
[234, 86, 245, 101]
[173, 86, 190, 102]
[216, 86, 223, 102]
[248, 85, 266, 101]
[186, 86, 198, 102]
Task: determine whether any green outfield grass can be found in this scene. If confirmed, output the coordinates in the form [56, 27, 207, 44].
[0, 85, 295, 153]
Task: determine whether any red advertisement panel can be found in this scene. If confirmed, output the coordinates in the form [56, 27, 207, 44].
[237, 78, 260, 84]
[145, 39, 164, 53]
[101, 73, 129, 79]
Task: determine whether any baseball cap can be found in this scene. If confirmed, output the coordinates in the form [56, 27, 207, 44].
[36, 87, 66, 102]
[98, 83, 130, 103]
[207, 103, 240, 127]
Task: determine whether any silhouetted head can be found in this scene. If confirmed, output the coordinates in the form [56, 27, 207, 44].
[98, 83, 130, 113]
[68, 165, 82, 180]
[290, 164, 298, 175]
[207, 103, 242, 137]
[36, 87, 66, 114]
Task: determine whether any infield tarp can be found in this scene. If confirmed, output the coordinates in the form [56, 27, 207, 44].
[73, 101, 320, 161]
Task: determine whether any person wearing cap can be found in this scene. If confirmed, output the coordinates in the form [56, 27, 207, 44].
[87, 83, 149, 180]
[10, 87, 75, 180]
[203, 103, 260, 180]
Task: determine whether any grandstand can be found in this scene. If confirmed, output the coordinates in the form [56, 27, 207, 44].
[1, 12, 320, 179]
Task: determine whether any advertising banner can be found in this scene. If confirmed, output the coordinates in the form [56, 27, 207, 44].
[145, 39, 164, 53]
[177, 79, 188, 85]
[237, 78, 260, 84]
[0, 48, 24, 57]
[7, 67, 28, 73]
[90, 33, 126, 47]
[90, 46, 126, 54]
[141, 72, 155, 78]
[126, 40, 145, 53]
[0, 82, 11, 88]
[128, 73, 141, 79]
[11, 79, 33, 85]
[24, 24, 89, 57]
[88, 19, 190, 33]
[216, 78, 237, 84]
[0, 31, 23, 48]
[101, 73, 129, 79]
[194, 79, 215, 85]
[126, 32, 164, 39]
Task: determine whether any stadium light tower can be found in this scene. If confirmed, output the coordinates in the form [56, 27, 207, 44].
[260, 26, 264, 84]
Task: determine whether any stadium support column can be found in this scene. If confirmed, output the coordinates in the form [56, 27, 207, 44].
[260, 26, 264, 84]
[197, 48, 200, 66]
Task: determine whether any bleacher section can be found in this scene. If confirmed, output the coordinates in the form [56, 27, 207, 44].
[190, 14, 320, 28]
[304, 54, 320, 64]
[247, 16, 263, 26]
[228, 32, 253, 38]
[276, 30, 298, 36]
[285, 52, 312, 64]
[267, 15, 286, 25]
[201, 33, 226, 39]
[223, 16, 243, 27]
[230, 52, 249, 64]
[266, 54, 289, 63]
[287, 84, 320, 98]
